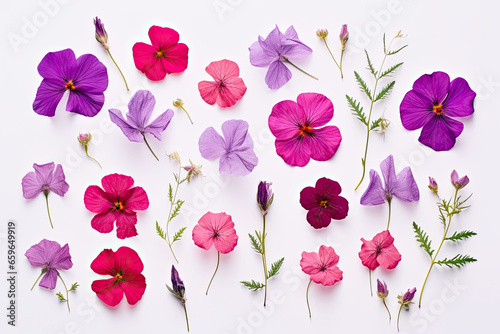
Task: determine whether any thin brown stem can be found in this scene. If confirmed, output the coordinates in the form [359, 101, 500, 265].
[369, 269, 373, 296]
[31, 271, 44, 290]
[85, 146, 102, 168]
[306, 279, 312, 318]
[397, 304, 403, 331]
[261, 215, 268, 307]
[182, 301, 190, 332]
[58, 273, 70, 312]
[206, 252, 220, 295]
[44, 192, 53, 229]
[141, 132, 159, 161]
[283, 58, 318, 80]
[180, 106, 193, 125]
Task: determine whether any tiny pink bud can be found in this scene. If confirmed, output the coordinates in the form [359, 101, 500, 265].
[339, 24, 349, 48]
[428, 177, 438, 194]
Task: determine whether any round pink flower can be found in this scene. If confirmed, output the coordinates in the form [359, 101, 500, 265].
[300, 245, 343, 286]
[192, 212, 238, 254]
[359, 230, 401, 270]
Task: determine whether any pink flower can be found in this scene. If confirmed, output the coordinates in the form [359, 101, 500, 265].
[192, 212, 238, 254]
[84, 174, 149, 239]
[268, 92, 342, 167]
[300, 245, 343, 286]
[132, 26, 189, 81]
[359, 230, 401, 270]
[198, 59, 247, 108]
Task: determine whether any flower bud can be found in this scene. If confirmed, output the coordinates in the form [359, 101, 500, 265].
[173, 99, 184, 108]
[398, 287, 416, 309]
[93, 17, 109, 50]
[376, 279, 389, 299]
[316, 29, 328, 38]
[451, 170, 469, 190]
[428, 177, 438, 195]
[257, 181, 273, 215]
[171, 265, 185, 298]
[339, 24, 349, 49]
[78, 133, 91, 146]
[182, 159, 203, 182]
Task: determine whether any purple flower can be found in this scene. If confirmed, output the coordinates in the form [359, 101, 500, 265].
[25, 239, 73, 290]
[171, 265, 185, 298]
[339, 24, 349, 47]
[451, 170, 469, 190]
[257, 181, 273, 214]
[198, 119, 258, 176]
[33, 48, 108, 117]
[93, 17, 108, 48]
[109, 90, 174, 161]
[400, 71, 475, 151]
[428, 177, 438, 194]
[376, 279, 388, 299]
[249, 25, 313, 89]
[398, 287, 417, 307]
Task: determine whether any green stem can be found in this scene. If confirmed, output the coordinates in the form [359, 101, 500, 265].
[386, 199, 392, 230]
[306, 279, 312, 318]
[321, 38, 341, 75]
[44, 192, 53, 229]
[382, 298, 392, 321]
[58, 273, 70, 312]
[141, 132, 159, 161]
[165, 165, 182, 263]
[206, 252, 220, 295]
[85, 146, 102, 168]
[261, 215, 268, 307]
[283, 58, 318, 80]
[180, 106, 193, 125]
[182, 301, 190, 332]
[397, 304, 403, 332]
[369, 269, 373, 296]
[31, 271, 45, 290]
[339, 48, 344, 79]
[418, 189, 458, 307]
[106, 49, 129, 91]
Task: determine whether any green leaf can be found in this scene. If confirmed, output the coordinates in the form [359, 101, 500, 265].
[168, 199, 184, 222]
[354, 71, 372, 100]
[168, 184, 173, 203]
[370, 118, 382, 131]
[172, 227, 187, 244]
[249, 232, 262, 254]
[155, 221, 166, 239]
[240, 280, 265, 291]
[346, 95, 367, 126]
[436, 254, 477, 268]
[446, 230, 477, 242]
[365, 50, 377, 77]
[56, 292, 67, 301]
[374, 81, 395, 102]
[165, 284, 175, 294]
[378, 62, 403, 79]
[69, 282, 79, 292]
[387, 45, 408, 55]
[413, 222, 435, 258]
[268, 257, 285, 278]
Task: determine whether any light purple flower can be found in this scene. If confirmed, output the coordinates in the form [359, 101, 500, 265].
[428, 177, 438, 194]
[377, 279, 388, 299]
[198, 119, 258, 176]
[451, 170, 469, 190]
[400, 71, 475, 151]
[249, 25, 312, 89]
[25, 239, 73, 290]
[33, 48, 108, 117]
[22, 162, 69, 199]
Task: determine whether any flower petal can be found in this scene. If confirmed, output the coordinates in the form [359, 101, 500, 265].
[306, 205, 331, 229]
[324, 195, 349, 220]
[308, 126, 342, 162]
[90, 249, 117, 276]
[219, 150, 258, 176]
[37, 49, 76, 81]
[310, 266, 343, 286]
[268, 99, 305, 141]
[393, 167, 420, 202]
[121, 273, 146, 305]
[132, 42, 164, 80]
[32, 79, 66, 117]
[300, 251, 321, 275]
[39, 269, 58, 289]
[442, 77, 476, 117]
[377, 243, 402, 270]
[24, 239, 63, 267]
[400, 90, 435, 130]
[216, 77, 247, 108]
[84, 185, 113, 213]
[115, 247, 144, 276]
[22, 172, 43, 199]
[109, 109, 143, 142]
[192, 224, 215, 250]
[265, 60, 292, 89]
[115, 212, 138, 239]
[281, 26, 313, 59]
[126, 90, 156, 129]
[418, 115, 463, 151]
[199, 127, 227, 160]
[122, 186, 149, 211]
[66, 90, 105, 117]
[412, 71, 450, 105]
[360, 170, 386, 205]
[205, 59, 239, 80]
[91, 278, 123, 307]
[198, 80, 218, 105]
[50, 243, 73, 270]
[249, 40, 276, 67]
[380, 155, 397, 196]
[148, 26, 179, 50]
[359, 238, 380, 270]
[48, 164, 69, 196]
[274, 137, 311, 167]
[296, 93, 333, 128]
[91, 211, 116, 234]
[221, 119, 249, 151]
[73, 54, 108, 95]
[101, 174, 135, 198]
[159, 43, 189, 74]
[143, 109, 174, 141]
[315, 177, 341, 197]
[318, 245, 339, 267]
[299, 186, 317, 210]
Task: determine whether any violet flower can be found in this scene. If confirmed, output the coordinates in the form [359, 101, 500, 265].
[166, 266, 189, 331]
[376, 279, 391, 321]
[198, 119, 258, 176]
[33, 48, 108, 117]
[451, 170, 469, 190]
[257, 181, 273, 215]
[22, 162, 69, 228]
[360, 155, 419, 230]
[109, 90, 174, 161]
[249, 25, 316, 89]
[397, 287, 416, 331]
[428, 177, 438, 195]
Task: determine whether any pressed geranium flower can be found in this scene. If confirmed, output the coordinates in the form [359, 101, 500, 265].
[84, 174, 149, 239]
[300, 177, 349, 229]
[109, 90, 174, 161]
[198, 59, 247, 108]
[249, 25, 316, 89]
[268, 92, 342, 167]
[166, 266, 189, 331]
[90, 247, 146, 307]
[198, 119, 258, 176]
[360, 155, 419, 229]
[192, 212, 238, 294]
[25, 239, 77, 311]
[33, 48, 108, 117]
[397, 287, 416, 331]
[22, 162, 69, 228]
[300, 245, 343, 317]
[400, 71, 476, 151]
[132, 25, 189, 81]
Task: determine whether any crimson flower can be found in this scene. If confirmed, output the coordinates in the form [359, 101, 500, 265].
[84, 174, 149, 239]
[90, 247, 146, 307]
[132, 26, 189, 81]
[198, 59, 247, 108]
[359, 230, 401, 270]
[300, 177, 349, 229]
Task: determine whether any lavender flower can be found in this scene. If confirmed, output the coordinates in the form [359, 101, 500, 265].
[339, 24, 349, 49]
[451, 170, 469, 190]
[376, 279, 391, 320]
[428, 177, 438, 194]
[257, 181, 273, 215]
[93, 17, 108, 49]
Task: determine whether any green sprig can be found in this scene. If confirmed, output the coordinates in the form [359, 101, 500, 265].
[268, 257, 285, 278]
[240, 280, 265, 291]
[413, 222, 435, 258]
[436, 254, 477, 268]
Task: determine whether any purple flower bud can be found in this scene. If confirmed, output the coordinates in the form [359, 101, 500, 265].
[171, 265, 185, 298]
[428, 177, 438, 194]
[451, 170, 469, 190]
[78, 133, 91, 146]
[257, 181, 273, 215]
[402, 287, 416, 303]
[316, 29, 328, 38]
[339, 24, 349, 48]
[376, 279, 389, 299]
[93, 17, 109, 49]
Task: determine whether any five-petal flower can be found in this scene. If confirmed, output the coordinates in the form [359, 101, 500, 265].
[359, 230, 402, 271]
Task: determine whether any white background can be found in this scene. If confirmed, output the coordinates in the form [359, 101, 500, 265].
[1, 0, 497, 333]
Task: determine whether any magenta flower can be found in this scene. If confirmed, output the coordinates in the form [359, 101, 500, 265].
[451, 170, 469, 190]
[198, 119, 258, 176]
[192, 212, 238, 294]
[249, 25, 315, 89]
[377, 279, 391, 320]
[360, 155, 419, 229]
[33, 48, 108, 117]
[268, 93, 342, 167]
[400, 71, 476, 151]
[22, 162, 69, 228]
[299, 177, 348, 229]
[397, 287, 417, 331]
[84, 174, 149, 239]
[300, 245, 343, 317]
[109, 90, 174, 161]
[359, 230, 401, 271]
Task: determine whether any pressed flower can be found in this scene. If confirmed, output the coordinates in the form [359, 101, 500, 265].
[132, 25, 189, 81]
[339, 24, 349, 48]
[300, 177, 349, 229]
[199, 119, 258, 176]
[317, 24, 348, 78]
[93, 17, 129, 90]
[360, 155, 419, 229]
[400, 71, 476, 151]
[109, 90, 174, 161]
[78, 133, 102, 168]
[397, 287, 416, 331]
[22, 162, 69, 228]
[376, 279, 391, 321]
[173, 99, 193, 124]
[183, 160, 203, 182]
[249, 25, 316, 89]
[192, 212, 238, 294]
[84, 173, 149, 239]
[428, 177, 438, 194]
[25, 239, 77, 311]
[198, 59, 247, 108]
[300, 245, 343, 317]
[257, 181, 273, 215]
[90, 247, 146, 307]
[451, 170, 469, 190]
[33, 48, 108, 117]
[268, 92, 342, 167]
[166, 266, 189, 332]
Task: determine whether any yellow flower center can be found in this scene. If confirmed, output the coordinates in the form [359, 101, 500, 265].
[114, 202, 124, 211]
[65, 80, 75, 90]
[115, 273, 123, 280]
[433, 104, 443, 114]
[156, 51, 163, 57]
[299, 124, 312, 136]
[320, 200, 328, 208]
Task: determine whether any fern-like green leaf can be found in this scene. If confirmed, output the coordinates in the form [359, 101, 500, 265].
[69, 282, 79, 292]
[387, 45, 408, 56]
[374, 81, 395, 102]
[446, 230, 477, 242]
[249, 232, 262, 254]
[172, 227, 187, 243]
[268, 257, 285, 278]
[346, 95, 367, 126]
[370, 118, 382, 131]
[168, 184, 173, 203]
[169, 200, 184, 222]
[365, 50, 377, 77]
[240, 280, 265, 291]
[436, 254, 477, 268]
[56, 292, 67, 301]
[354, 71, 372, 100]
[378, 62, 403, 79]
[413, 222, 435, 258]
[156, 221, 166, 239]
